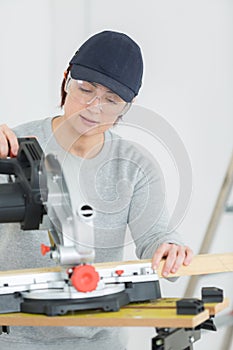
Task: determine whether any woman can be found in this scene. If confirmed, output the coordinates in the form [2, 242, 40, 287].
[0, 30, 193, 350]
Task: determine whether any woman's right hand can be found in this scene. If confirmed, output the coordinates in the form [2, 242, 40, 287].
[0, 124, 18, 158]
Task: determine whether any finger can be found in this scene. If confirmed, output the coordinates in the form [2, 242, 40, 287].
[0, 125, 18, 157]
[183, 247, 194, 265]
[0, 129, 9, 158]
[5, 129, 19, 156]
[161, 244, 178, 277]
[170, 246, 186, 273]
[152, 243, 170, 270]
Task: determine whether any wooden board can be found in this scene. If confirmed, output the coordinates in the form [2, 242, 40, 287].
[0, 253, 232, 279]
[95, 252, 233, 278]
[0, 308, 209, 328]
[0, 266, 61, 277]
[204, 299, 230, 316]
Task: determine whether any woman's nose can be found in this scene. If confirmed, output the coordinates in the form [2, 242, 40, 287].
[87, 95, 103, 112]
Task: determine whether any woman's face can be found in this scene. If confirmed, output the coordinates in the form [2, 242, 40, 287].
[63, 79, 128, 137]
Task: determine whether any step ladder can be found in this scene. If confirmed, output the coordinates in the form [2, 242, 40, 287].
[183, 150, 233, 349]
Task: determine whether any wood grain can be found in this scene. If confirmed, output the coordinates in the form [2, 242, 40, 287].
[95, 252, 233, 278]
[0, 307, 209, 328]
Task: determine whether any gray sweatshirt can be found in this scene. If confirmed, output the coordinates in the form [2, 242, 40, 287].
[0, 117, 182, 349]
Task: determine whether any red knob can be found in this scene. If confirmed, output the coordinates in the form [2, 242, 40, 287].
[115, 269, 124, 276]
[41, 244, 51, 256]
[71, 265, 100, 292]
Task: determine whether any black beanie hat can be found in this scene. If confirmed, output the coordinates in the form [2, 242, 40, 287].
[69, 30, 143, 102]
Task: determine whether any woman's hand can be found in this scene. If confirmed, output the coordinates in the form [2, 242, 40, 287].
[152, 243, 193, 277]
[0, 124, 18, 158]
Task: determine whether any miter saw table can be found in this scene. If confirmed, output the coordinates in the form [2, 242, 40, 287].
[0, 275, 229, 350]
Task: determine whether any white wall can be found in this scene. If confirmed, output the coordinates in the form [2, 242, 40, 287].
[0, 0, 233, 349]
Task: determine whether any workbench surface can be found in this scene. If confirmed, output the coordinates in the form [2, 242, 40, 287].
[0, 299, 229, 328]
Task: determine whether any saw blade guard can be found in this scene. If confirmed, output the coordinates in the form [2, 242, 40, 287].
[40, 153, 95, 267]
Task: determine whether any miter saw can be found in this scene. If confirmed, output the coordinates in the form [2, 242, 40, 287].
[0, 138, 161, 316]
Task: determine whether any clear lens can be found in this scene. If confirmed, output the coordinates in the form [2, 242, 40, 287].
[66, 79, 129, 116]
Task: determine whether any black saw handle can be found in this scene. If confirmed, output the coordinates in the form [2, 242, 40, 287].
[0, 137, 47, 229]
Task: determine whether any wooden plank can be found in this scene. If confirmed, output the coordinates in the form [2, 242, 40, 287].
[0, 266, 61, 277]
[157, 253, 233, 277]
[204, 299, 230, 316]
[94, 253, 233, 278]
[0, 308, 209, 328]
[0, 253, 232, 278]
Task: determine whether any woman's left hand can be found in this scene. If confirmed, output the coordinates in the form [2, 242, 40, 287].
[152, 243, 193, 277]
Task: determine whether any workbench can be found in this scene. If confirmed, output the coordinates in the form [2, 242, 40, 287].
[0, 298, 229, 350]
[0, 253, 232, 349]
[0, 298, 228, 328]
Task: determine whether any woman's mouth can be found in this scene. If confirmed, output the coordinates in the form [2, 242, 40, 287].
[80, 115, 100, 126]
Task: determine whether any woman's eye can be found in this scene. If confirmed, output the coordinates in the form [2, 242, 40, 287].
[79, 87, 93, 94]
[104, 95, 119, 104]
[106, 98, 117, 104]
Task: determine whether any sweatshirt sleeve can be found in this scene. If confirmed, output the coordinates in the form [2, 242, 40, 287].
[127, 157, 184, 259]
